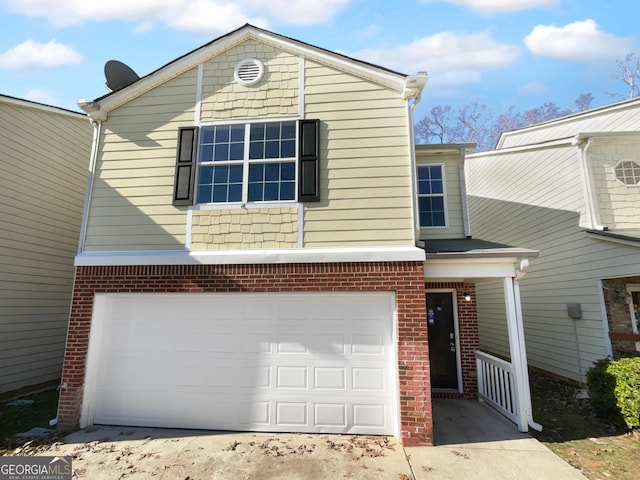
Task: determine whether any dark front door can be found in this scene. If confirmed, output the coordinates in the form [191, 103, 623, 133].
[426, 292, 458, 389]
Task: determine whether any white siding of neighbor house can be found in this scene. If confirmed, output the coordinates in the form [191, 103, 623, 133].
[0, 99, 92, 394]
[498, 98, 640, 149]
[84, 41, 415, 251]
[467, 138, 640, 383]
[415, 149, 465, 240]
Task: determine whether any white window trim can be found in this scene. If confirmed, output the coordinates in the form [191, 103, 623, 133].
[626, 284, 640, 351]
[195, 117, 301, 208]
[417, 163, 449, 229]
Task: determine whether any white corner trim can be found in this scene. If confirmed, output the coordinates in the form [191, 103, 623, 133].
[195, 63, 203, 124]
[75, 246, 426, 266]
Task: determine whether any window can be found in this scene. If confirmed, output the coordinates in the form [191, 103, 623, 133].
[614, 160, 640, 186]
[627, 285, 640, 351]
[417, 165, 447, 227]
[197, 121, 297, 204]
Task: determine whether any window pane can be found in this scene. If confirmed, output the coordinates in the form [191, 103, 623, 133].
[250, 123, 264, 140]
[213, 144, 229, 161]
[433, 212, 445, 226]
[264, 182, 279, 201]
[281, 122, 296, 139]
[281, 162, 295, 181]
[418, 180, 431, 195]
[249, 164, 264, 182]
[229, 142, 244, 160]
[281, 140, 295, 158]
[199, 145, 213, 162]
[230, 125, 245, 142]
[248, 182, 263, 201]
[201, 128, 214, 144]
[265, 123, 280, 140]
[215, 125, 230, 143]
[265, 140, 279, 158]
[213, 165, 228, 183]
[418, 166, 431, 180]
[229, 165, 243, 183]
[228, 184, 242, 202]
[198, 184, 212, 203]
[431, 197, 444, 210]
[249, 141, 264, 159]
[430, 166, 442, 179]
[199, 166, 213, 185]
[212, 185, 228, 202]
[280, 181, 295, 200]
[265, 163, 280, 181]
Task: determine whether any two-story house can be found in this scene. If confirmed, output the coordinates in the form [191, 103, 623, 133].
[0, 95, 91, 397]
[57, 25, 538, 446]
[466, 97, 640, 385]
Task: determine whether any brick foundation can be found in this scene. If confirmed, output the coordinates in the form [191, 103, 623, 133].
[58, 261, 432, 446]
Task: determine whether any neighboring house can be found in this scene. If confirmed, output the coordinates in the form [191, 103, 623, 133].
[58, 24, 538, 446]
[466, 97, 640, 384]
[0, 95, 92, 396]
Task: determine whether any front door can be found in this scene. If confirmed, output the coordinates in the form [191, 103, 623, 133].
[426, 292, 459, 390]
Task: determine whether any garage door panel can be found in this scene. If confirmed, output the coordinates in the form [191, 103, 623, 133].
[85, 292, 396, 435]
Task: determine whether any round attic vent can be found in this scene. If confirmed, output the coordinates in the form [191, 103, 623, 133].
[234, 58, 264, 86]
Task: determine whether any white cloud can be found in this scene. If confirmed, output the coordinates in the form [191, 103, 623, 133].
[353, 31, 520, 88]
[0, 39, 82, 69]
[0, 0, 351, 33]
[24, 88, 63, 106]
[420, 0, 558, 14]
[524, 19, 633, 62]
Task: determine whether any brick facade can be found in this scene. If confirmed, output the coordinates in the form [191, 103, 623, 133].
[426, 282, 479, 400]
[58, 261, 433, 446]
[602, 277, 640, 357]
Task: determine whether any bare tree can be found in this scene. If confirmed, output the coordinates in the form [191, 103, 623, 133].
[574, 92, 595, 111]
[609, 52, 640, 100]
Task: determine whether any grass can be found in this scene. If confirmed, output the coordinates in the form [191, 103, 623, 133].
[0, 389, 59, 451]
[529, 371, 640, 480]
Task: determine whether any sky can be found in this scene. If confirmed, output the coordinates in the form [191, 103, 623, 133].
[0, 0, 639, 122]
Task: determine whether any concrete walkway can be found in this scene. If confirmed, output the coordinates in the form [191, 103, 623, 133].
[26, 400, 587, 479]
[407, 399, 588, 479]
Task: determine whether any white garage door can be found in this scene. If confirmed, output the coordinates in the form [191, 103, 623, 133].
[82, 292, 397, 435]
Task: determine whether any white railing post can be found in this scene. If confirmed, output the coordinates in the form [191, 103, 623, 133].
[475, 350, 520, 426]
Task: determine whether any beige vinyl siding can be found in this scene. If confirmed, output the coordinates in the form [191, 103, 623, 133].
[84, 70, 198, 251]
[416, 152, 465, 239]
[302, 60, 413, 247]
[0, 100, 91, 394]
[467, 145, 621, 382]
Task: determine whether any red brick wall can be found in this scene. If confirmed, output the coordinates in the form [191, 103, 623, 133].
[602, 277, 640, 357]
[58, 261, 432, 446]
[426, 282, 479, 400]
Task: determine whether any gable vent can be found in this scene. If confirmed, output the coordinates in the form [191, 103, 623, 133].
[234, 58, 265, 86]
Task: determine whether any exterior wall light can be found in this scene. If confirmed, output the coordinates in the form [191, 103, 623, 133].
[463, 292, 471, 302]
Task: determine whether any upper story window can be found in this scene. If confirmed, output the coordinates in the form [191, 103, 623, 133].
[197, 120, 297, 204]
[614, 160, 640, 186]
[417, 165, 447, 227]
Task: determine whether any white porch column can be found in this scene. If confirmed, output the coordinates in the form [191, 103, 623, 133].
[503, 277, 542, 432]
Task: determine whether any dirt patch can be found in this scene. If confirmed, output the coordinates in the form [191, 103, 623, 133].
[530, 371, 640, 480]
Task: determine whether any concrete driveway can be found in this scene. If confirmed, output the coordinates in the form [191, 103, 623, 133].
[25, 400, 587, 479]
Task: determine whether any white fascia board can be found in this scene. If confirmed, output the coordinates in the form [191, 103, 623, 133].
[75, 246, 426, 266]
[1, 94, 87, 119]
[424, 258, 519, 279]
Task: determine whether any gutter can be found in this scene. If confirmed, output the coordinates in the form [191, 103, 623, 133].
[77, 117, 101, 254]
[573, 136, 604, 230]
[403, 72, 428, 244]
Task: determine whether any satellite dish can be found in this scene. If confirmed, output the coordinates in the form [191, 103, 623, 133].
[104, 60, 140, 92]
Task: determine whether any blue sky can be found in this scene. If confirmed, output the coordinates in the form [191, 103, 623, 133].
[0, 0, 638, 122]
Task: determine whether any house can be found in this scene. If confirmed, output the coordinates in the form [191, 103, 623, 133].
[0, 95, 92, 397]
[58, 24, 538, 446]
[466, 97, 640, 385]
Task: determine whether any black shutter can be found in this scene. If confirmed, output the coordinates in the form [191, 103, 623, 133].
[298, 119, 320, 202]
[173, 126, 199, 206]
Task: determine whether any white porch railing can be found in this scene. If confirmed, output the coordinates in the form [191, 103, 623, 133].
[475, 350, 520, 425]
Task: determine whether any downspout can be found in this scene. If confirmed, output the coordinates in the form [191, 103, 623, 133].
[574, 136, 604, 230]
[403, 73, 428, 244]
[513, 258, 543, 431]
[77, 117, 101, 254]
[459, 148, 471, 238]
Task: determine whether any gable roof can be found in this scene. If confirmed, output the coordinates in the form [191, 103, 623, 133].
[79, 24, 427, 120]
[1, 94, 86, 119]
